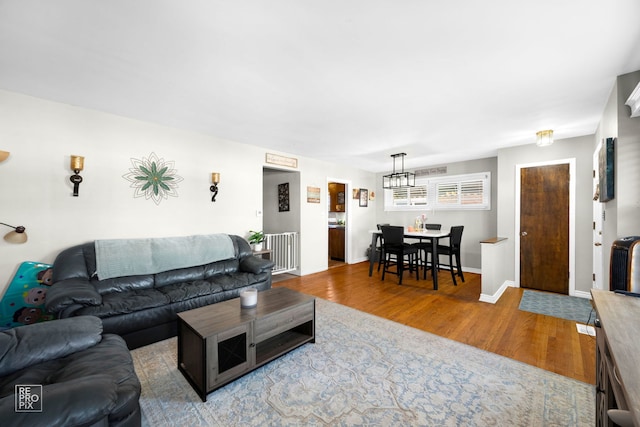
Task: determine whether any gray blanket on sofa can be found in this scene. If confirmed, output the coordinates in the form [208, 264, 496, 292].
[95, 234, 235, 280]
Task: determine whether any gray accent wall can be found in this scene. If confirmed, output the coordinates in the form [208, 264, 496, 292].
[615, 71, 640, 239]
[496, 135, 594, 295]
[595, 70, 640, 287]
[374, 157, 498, 270]
[263, 169, 301, 235]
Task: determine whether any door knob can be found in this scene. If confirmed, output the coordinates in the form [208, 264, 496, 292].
[521, 231, 528, 237]
[594, 242, 602, 246]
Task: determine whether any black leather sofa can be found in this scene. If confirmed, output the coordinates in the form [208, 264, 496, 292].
[45, 234, 274, 349]
[0, 316, 141, 427]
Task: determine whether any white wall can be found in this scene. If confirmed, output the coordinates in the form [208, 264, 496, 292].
[0, 90, 378, 296]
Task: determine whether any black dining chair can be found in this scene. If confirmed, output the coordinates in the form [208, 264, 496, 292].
[434, 225, 465, 286]
[375, 223, 390, 272]
[380, 225, 419, 285]
[413, 224, 442, 280]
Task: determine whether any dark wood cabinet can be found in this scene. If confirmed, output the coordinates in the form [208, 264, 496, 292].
[328, 227, 345, 260]
[592, 290, 640, 427]
[177, 288, 315, 401]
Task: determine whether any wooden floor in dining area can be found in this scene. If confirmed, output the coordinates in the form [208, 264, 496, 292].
[273, 261, 596, 385]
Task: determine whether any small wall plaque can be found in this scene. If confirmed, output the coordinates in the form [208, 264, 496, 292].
[266, 153, 298, 168]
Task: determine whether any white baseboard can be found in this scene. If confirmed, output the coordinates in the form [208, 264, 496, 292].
[479, 282, 591, 304]
[571, 289, 592, 299]
[479, 280, 516, 304]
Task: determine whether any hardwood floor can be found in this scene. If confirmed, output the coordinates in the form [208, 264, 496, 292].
[273, 261, 596, 385]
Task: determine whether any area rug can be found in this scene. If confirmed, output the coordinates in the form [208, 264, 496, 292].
[519, 290, 595, 324]
[131, 299, 594, 426]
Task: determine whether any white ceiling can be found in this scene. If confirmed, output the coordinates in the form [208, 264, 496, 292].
[1, 0, 640, 172]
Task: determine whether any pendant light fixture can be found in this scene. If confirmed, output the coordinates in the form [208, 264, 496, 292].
[382, 153, 415, 189]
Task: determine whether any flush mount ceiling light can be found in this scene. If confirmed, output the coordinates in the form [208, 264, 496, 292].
[625, 81, 640, 118]
[382, 153, 415, 189]
[536, 130, 554, 147]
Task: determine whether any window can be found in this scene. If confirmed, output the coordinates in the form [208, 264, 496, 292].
[391, 184, 428, 207]
[384, 172, 490, 211]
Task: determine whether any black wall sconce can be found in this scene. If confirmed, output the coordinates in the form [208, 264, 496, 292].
[210, 172, 220, 202]
[70, 155, 84, 196]
[1, 221, 28, 243]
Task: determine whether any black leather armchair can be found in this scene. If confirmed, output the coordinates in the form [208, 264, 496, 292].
[0, 316, 141, 427]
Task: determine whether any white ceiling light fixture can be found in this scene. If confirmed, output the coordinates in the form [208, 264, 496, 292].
[625, 82, 640, 118]
[382, 153, 415, 189]
[536, 130, 554, 147]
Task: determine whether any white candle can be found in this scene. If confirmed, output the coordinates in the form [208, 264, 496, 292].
[240, 288, 258, 308]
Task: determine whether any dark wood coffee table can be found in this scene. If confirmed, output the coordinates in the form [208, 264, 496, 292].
[177, 287, 315, 401]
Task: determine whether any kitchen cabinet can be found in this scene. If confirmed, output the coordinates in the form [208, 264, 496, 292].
[328, 183, 345, 212]
[328, 226, 345, 260]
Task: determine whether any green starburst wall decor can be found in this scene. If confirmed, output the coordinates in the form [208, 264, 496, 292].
[123, 152, 184, 205]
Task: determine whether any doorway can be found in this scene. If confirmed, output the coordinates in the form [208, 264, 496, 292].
[328, 181, 347, 268]
[592, 142, 604, 290]
[516, 159, 575, 295]
[262, 167, 301, 275]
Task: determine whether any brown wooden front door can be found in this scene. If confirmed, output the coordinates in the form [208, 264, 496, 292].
[520, 164, 570, 294]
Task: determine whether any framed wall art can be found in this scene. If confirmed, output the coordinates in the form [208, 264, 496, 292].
[598, 137, 615, 202]
[278, 182, 290, 211]
[307, 186, 320, 203]
[359, 189, 368, 207]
